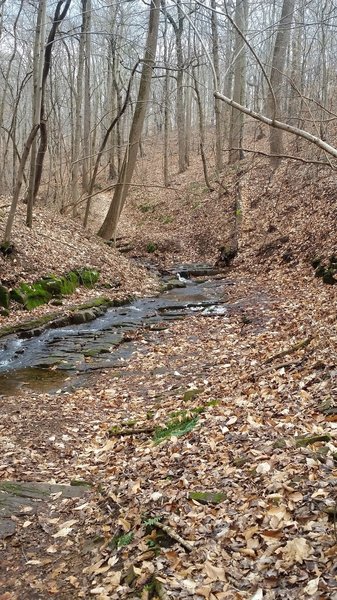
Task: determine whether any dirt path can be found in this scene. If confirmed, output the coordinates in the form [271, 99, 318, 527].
[0, 271, 336, 599]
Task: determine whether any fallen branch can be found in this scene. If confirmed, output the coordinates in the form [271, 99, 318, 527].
[224, 147, 332, 167]
[108, 427, 155, 438]
[252, 360, 303, 378]
[155, 521, 193, 552]
[153, 578, 170, 600]
[214, 91, 337, 160]
[264, 336, 313, 364]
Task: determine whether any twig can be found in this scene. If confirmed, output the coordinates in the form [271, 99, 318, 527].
[224, 147, 332, 167]
[154, 578, 170, 600]
[155, 521, 193, 552]
[108, 427, 155, 438]
[251, 360, 303, 378]
[264, 336, 313, 364]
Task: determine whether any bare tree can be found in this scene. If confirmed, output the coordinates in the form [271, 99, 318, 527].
[266, 0, 296, 168]
[98, 0, 161, 240]
[26, 0, 71, 227]
[228, 0, 248, 165]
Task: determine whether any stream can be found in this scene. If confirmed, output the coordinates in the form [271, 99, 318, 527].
[0, 268, 231, 397]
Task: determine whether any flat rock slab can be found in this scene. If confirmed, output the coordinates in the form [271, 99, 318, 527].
[0, 481, 90, 539]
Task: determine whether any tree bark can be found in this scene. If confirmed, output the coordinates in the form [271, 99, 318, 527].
[211, 0, 223, 172]
[228, 0, 248, 165]
[26, 0, 71, 227]
[97, 0, 161, 240]
[267, 0, 296, 168]
[71, 0, 87, 215]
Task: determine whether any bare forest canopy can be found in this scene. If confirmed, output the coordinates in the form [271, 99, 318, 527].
[1, 0, 337, 242]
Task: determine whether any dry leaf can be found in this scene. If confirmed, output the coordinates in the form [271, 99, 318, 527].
[278, 538, 312, 564]
[303, 577, 320, 595]
[204, 561, 227, 582]
[257, 461, 271, 475]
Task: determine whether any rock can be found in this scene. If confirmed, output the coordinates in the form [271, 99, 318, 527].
[164, 263, 224, 279]
[322, 269, 336, 285]
[0, 242, 14, 257]
[0, 481, 90, 539]
[0, 481, 90, 499]
[188, 491, 226, 505]
[49, 298, 63, 306]
[10, 282, 51, 310]
[0, 518, 16, 539]
[163, 279, 187, 290]
[0, 284, 9, 309]
[70, 311, 87, 325]
[75, 268, 100, 287]
[183, 388, 203, 402]
[40, 275, 64, 296]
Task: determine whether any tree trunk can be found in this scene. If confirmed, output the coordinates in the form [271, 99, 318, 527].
[82, 0, 92, 202]
[26, 0, 46, 228]
[71, 0, 87, 215]
[97, 0, 161, 240]
[26, 0, 71, 227]
[193, 68, 213, 191]
[211, 0, 223, 172]
[267, 0, 296, 168]
[228, 0, 248, 165]
[4, 125, 39, 243]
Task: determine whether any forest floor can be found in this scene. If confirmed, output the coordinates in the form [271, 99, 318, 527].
[0, 135, 337, 599]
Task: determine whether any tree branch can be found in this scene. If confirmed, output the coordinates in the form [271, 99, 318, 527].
[214, 92, 337, 160]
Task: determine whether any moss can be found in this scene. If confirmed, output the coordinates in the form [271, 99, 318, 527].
[11, 282, 51, 310]
[139, 203, 155, 214]
[0, 285, 9, 309]
[322, 269, 336, 285]
[295, 434, 331, 447]
[8, 268, 101, 312]
[146, 242, 157, 253]
[311, 256, 322, 269]
[70, 479, 92, 487]
[188, 491, 226, 505]
[75, 268, 99, 287]
[61, 271, 79, 295]
[183, 388, 203, 402]
[40, 275, 64, 296]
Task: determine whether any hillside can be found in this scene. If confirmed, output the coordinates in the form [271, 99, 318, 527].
[0, 146, 337, 599]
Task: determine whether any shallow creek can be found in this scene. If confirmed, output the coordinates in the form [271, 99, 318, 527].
[0, 269, 231, 396]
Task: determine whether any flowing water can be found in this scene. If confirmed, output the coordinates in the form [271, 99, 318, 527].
[0, 272, 231, 396]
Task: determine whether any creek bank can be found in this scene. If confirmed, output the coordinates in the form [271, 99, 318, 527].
[0, 296, 131, 339]
[0, 267, 100, 312]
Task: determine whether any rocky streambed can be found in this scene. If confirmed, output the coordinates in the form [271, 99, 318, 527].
[0, 265, 232, 396]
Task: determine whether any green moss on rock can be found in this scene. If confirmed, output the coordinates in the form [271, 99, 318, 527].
[295, 434, 331, 447]
[75, 268, 99, 287]
[188, 491, 226, 505]
[0, 285, 9, 309]
[11, 282, 51, 310]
